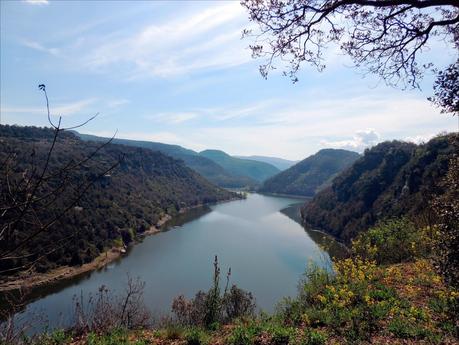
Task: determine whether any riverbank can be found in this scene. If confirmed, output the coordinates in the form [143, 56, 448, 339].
[0, 197, 242, 294]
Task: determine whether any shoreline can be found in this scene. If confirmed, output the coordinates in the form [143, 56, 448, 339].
[0, 197, 242, 294]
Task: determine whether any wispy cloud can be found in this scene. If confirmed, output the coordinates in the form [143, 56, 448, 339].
[145, 112, 198, 125]
[21, 40, 60, 56]
[2, 98, 97, 116]
[82, 2, 250, 79]
[24, 0, 49, 5]
[107, 92, 455, 160]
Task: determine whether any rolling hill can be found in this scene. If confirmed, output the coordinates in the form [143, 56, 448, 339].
[199, 150, 280, 183]
[259, 149, 360, 197]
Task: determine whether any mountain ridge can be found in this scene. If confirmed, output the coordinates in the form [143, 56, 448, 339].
[259, 148, 360, 197]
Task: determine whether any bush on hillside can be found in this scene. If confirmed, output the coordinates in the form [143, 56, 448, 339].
[171, 257, 256, 328]
[351, 217, 429, 264]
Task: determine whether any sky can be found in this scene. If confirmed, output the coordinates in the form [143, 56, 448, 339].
[1, 0, 457, 160]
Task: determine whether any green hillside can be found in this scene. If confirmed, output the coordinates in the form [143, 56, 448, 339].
[199, 149, 280, 183]
[259, 149, 360, 197]
[77, 133, 257, 188]
[0, 125, 237, 275]
[302, 134, 458, 243]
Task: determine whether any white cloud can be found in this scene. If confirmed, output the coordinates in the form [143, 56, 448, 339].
[24, 0, 49, 5]
[320, 129, 380, 152]
[404, 133, 436, 144]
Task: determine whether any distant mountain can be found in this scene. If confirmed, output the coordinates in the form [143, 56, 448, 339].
[235, 155, 298, 170]
[302, 134, 458, 243]
[76, 133, 257, 188]
[199, 150, 280, 183]
[0, 125, 237, 274]
[259, 149, 360, 197]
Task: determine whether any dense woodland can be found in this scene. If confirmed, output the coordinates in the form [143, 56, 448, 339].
[302, 134, 458, 243]
[0, 125, 237, 275]
[259, 149, 360, 197]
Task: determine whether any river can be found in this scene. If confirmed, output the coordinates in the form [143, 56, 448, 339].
[5, 193, 346, 332]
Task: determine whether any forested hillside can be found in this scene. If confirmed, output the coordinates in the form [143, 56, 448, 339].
[200, 149, 280, 183]
[302, 134, 458, 243]
[260, 149, 359, 197]
[0, 125, 237, 275]
[77, 133, 257, 188]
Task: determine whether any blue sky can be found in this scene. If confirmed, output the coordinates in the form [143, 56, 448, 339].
[1, 0, 457, 160]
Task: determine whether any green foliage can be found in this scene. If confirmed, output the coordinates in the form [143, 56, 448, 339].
[301, 330, 327, 345]
[227, 323, 259, 345]
[260, 149, 359, 197]
[266, 324, 295, 345]
[84, 328, 148, 345]
[431, 144, 459, 287]
[303, 135, 457, 243]
[387, 317, 430, 339]
[34, 329, 71, 345]
[184, 327, 208, 345]
[351, 217, 424, 264]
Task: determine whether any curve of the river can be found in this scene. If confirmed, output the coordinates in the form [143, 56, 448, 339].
[7, 193, 345, 332]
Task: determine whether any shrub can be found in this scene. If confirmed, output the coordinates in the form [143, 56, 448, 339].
[297, 262, 333, 308]
[185, 327, 208, 345]
[351, 217, 422, 264]
[267, 324, 294, 345]
[388, 317, 427, 339]
[222, 285, 256, 322]
[164, 324, 183, 340]
[302, 330, 327, 345]
[172, 256, 255, 328]
[72, 276, 151, 334]
[227, 324, 258, 345]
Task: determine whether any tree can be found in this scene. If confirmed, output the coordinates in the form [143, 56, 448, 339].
[241, 0, 459, 114]
[0, 85, 119, 275]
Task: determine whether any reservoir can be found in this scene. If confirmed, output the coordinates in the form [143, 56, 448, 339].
[7, 193, 345, 331]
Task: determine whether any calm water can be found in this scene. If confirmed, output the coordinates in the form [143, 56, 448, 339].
[6, 193, 345, 331]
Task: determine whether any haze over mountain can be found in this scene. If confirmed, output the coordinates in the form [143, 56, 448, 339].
[200, 150, 280, 183]
[0, 125, 237, 274]
[235, 155, 298, 171]
[77, 133, 258, 188]
[302, 134, 458, 243]
[259, 149, 360, 197]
